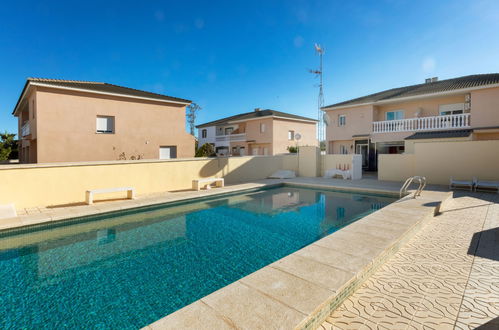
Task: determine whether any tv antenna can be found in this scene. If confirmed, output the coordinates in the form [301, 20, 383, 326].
[309, 43, 325, 145]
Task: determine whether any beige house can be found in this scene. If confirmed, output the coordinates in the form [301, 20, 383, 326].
[322, 74, 499, 170]
[196, 108, 317, 156]
[13, 78, 195, 163]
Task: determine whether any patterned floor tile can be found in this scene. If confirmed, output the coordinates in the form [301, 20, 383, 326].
[320, 193, 499, 330]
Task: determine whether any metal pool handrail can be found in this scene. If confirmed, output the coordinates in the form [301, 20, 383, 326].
[400, 176, 427, 198]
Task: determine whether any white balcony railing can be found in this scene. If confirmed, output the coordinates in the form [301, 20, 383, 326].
[21, 122, 30, 137]
[373, 113, 470, 133]
[215, 133, 246, 142]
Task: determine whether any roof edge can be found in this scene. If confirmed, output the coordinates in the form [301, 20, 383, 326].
[322, 79, 499, 111]
[13, 79, 192, 115]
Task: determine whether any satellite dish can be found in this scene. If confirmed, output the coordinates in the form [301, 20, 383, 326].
[323, 113, 331, 126]
[295, 133, 302, 141]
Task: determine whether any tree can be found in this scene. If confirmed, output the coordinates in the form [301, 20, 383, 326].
[186, 103, 202, 136]
[0, 132, 18, 160]
[195, 143, 215, 157]
[287, 146, 299, 153]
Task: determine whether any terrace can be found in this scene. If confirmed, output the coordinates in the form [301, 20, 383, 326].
[372, 113, 471, 133]
[0, 152, 497, 329]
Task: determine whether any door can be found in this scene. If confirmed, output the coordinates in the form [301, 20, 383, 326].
[356, 144, 369, 168]
[252, 147, 259, 155]
[159, 146, 177, 159]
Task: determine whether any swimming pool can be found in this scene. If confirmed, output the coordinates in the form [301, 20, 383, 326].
[0, 186, 395, 329]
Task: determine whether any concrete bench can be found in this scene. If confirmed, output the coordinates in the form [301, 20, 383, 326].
[192, 178, 224, 191]
[85, 187, 135, 205]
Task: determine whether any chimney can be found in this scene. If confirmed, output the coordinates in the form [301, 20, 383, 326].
[254, 108, 261, 112]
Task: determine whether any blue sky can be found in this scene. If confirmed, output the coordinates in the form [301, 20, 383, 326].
[1, 0, 499, 135]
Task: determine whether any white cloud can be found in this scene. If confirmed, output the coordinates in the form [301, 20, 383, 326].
[422, 57, 436, 73]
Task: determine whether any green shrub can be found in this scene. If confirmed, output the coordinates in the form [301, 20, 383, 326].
[195, 143, 216, 157]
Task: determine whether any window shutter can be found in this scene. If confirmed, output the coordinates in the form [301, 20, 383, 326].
[96, 117, 107, 132]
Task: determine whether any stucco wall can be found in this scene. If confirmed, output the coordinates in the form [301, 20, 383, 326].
[297, 146, 320, 177]
[378, 154, 415, 182]
[379, 140, 499, 184]
[470, 87, 499, 128]
[0, 155, 298, 209]
[324, 105, 374, 142]
[272, 119, 317, 154]
[34, 87, 195, 163]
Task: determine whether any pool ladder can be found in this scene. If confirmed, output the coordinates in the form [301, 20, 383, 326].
[400, 176, 427, 198]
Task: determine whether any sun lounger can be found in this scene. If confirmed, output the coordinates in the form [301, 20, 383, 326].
[449, 177, 475, 191]
[475, 179, 499, 193]
[324, 169, 351, 180]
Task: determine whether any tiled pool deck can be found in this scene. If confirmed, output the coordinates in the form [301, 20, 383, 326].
[320, 192, 499, 330]
[1, 177, 496, 329]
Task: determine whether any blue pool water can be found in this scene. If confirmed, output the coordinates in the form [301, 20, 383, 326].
[0, 186, 395, 329]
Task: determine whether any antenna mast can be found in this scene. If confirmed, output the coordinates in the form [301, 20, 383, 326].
[310, 43, 325, 145]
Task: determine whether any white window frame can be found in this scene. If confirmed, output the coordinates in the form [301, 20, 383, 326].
[260, 123, 266, 133]
[338, 115, 346, 127]
[288, 130, 295, 140]
[201, 129, 207, 138]
[340, 145, 348, 154]
[385, 110, 404, 121]
[96, 116, 115, 134]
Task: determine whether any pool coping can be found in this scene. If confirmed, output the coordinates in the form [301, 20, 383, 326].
[0, 180, 451, 329]
[141, 188, 452, 330]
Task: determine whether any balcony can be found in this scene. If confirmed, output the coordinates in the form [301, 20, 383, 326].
[215, 133, 246, 143]
[21, 122, 30, 137]
[373, 113, 471, 133]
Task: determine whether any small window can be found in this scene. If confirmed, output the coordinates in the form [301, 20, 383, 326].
[340, 145, 348, 154]
[260, 123, 266, 133]
[288, 130, 295, 140]
[386, 110, 404, 121]
[201, 129, 207, 138]
[159, 146, 177, 159]
[338, 115, 346, 126]
[96, 116, 115, 133]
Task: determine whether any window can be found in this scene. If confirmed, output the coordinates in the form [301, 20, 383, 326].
[96, 116, 115, 133]
[340, 145, 348, 154]
[159, 146, 177, 159]
[386, 110, 404, 121]
[439, 103, 465, 115]
[288, 130, 295, 140]
[260, 123, 266, 133]
[338, 115, 346, 126]
[224, 127, 233, 135]
[201, 129, 207, 138]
